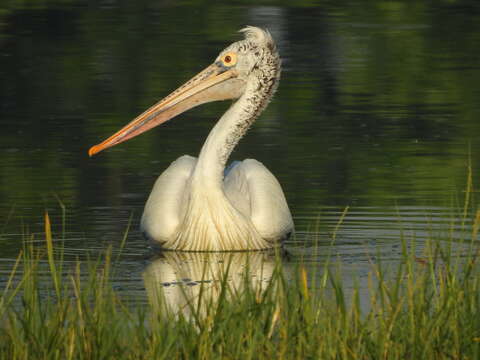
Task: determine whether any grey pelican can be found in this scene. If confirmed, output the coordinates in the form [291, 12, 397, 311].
[89, 27, 293, 251]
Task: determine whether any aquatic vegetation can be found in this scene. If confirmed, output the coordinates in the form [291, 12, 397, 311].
[1, 211, 480, 359]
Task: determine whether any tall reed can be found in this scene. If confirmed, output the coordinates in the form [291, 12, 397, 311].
[0, 207, 479, 359]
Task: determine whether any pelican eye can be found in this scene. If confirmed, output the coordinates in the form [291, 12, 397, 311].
[221, 52, 237, 67]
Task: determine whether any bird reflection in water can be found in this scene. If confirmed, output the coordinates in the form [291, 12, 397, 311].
[143, 251, 285, 317]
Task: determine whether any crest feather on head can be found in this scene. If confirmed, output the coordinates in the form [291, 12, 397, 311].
[239, 26, 275, 50]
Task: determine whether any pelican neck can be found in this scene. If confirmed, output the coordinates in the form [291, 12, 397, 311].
[192, 80, 270, 187]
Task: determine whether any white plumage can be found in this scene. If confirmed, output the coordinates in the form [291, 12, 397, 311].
[89, 27, 294, 251]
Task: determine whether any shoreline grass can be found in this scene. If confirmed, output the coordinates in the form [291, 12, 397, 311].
[0, 210, 479, 359]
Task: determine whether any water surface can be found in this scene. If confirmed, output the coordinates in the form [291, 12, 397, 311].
[1, 1, 480, 296]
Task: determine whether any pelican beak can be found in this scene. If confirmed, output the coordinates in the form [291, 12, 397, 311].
[88, 63, 243, 156]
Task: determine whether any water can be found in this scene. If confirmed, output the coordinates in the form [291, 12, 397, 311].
[1, 1, 480, 298]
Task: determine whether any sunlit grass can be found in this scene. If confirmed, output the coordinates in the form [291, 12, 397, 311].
[0, 207, 479, 359]
[0, 160, 478, 358]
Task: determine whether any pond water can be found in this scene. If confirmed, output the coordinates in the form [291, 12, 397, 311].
[1, 1, 480, 300]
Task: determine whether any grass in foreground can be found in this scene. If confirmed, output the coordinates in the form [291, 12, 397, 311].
[0, 210, 480, 360]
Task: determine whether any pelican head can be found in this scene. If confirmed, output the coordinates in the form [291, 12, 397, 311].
[88, 26, 281, 156]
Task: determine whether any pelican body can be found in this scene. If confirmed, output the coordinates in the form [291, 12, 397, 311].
[89, 27, 293, 251]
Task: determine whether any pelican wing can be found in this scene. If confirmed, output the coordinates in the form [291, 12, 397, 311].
[224, 159, 294, 242]
[141, 155, 197, 243]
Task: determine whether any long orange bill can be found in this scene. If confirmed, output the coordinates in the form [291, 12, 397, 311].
[88, 63, 240, 156]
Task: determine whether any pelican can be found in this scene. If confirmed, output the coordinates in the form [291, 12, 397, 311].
[89, 26, 293, 251]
